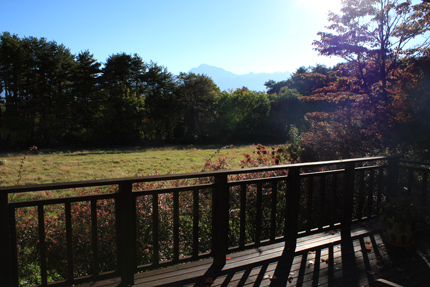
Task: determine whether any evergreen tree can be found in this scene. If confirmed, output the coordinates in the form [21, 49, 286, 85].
[69, 50, 101, 145]
[142, 62, 178, 142]
[97, 53, 147, 145]
[174, 72, 220, 142]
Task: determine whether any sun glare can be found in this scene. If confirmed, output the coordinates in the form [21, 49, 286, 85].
[299, 0, 342, 14]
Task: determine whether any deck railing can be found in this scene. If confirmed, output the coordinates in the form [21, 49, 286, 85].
[1, 156, 429, 287]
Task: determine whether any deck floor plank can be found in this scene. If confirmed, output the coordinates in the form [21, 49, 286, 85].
[79, 222, 430, 287]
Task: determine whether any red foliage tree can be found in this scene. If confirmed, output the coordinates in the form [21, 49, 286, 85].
[301, 0, 430, 161]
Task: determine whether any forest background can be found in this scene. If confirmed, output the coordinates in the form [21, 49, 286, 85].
[2, 0, 430, 163]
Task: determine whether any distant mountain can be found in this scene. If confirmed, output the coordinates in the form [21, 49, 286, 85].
[189, 64, 291, 92]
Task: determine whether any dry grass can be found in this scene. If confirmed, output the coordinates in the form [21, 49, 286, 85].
[0, 145, 259, 187]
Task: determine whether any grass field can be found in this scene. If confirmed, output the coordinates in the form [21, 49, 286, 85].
[0, 145, 262, 187]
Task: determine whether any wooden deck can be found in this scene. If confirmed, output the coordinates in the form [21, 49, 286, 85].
[3, 157, 430, 287]
[80, 221, 430, 287]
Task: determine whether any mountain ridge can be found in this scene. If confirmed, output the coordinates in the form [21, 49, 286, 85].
[189, 64, 291, 92]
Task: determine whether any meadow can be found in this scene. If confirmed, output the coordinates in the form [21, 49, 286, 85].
[0, 145, 259, 187]
[2, 144, 293, 286]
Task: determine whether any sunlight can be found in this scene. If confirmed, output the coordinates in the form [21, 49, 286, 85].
[298, 0, 342, 14]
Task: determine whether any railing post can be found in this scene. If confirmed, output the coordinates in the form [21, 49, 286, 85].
[421, 171, 428, 208]
[213, 173, 229, 267]
[0, 191, 14, 287]
[284, 166, 301, 254]
[340, 163, 359, 285]
[117, 182, 135, 286]
[341, 162, 355, 241]
[387, 156, 399, 197]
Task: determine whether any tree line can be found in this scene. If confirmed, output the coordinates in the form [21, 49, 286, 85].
[0, 32, 309, 149]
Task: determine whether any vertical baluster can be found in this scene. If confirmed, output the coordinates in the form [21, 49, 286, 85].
[366, 169, 374, 218]
[152, 192, 159, 266]
[270, 180, 278, 242]
[422, 171, 428, 208]
[306, 176, 313, 233]
[91, 199, 99, 277]
[318, 175, 326, 231]
[131, 193, 137, 270]
[115, 194, 121, 275]
[357, 170, 365, 221]
[387, 157, 399, 197]
[192, 189, 199, 259]
[329, 174, 337, 228]
[239, 183, 246, 249]
[407, 168, 414, 197]
[173, 190, 179, 262]
[65, 202, 74, 282]
[255, 182, 263, 247]
[376, 167, 383, 210]
[38, 204, 48, 286]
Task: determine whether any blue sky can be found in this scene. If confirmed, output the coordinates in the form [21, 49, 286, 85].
[1, 0, 345, 75]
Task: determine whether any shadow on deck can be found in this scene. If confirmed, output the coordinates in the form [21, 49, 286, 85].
[82, 221, 430, 287]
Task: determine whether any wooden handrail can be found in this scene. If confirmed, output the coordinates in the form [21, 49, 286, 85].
[0, 155, 395, 194]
